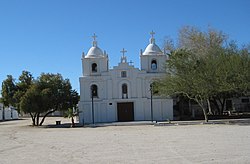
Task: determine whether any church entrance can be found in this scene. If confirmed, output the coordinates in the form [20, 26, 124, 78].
[117, 102, 134, 122]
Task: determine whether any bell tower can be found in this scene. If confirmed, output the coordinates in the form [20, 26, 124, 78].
[140, 31, 168, 73]
[82, 33, 109, 76]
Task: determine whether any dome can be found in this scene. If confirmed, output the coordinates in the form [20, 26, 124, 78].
[85, 33, 104, 58]
[142, 32, 163, 55]
[85, 46, 104, 58]
[143, 43, 162, 55]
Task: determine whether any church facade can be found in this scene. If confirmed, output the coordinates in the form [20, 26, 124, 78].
[78, 32, 173, 124]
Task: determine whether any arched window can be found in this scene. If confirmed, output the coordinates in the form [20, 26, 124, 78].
[92, 63, 97, 72]
[122, 84, 128, 94]
[122, 84, 128, 99]
[151, 59, 157, 70]
[91, 84, 98, 97]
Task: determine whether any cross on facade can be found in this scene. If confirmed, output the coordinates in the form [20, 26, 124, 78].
[150, 30, 155, 38]
[129, 60, 134, 65]
[120, 48, 127, 57]
[120, 48, 127, 63]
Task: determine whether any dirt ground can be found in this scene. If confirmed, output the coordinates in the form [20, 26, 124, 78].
[0, 117, 250, 164]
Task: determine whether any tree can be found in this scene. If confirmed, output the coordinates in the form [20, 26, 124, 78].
[177, 26, 250, 114]
[37, 73, 79, 126]
[14, 71, 34, 112]
[19, 73, 79, 126]
[1, 71, 79, 126]
[158, 26, 250, 122]
[20, 83, 50, 126]
[178, 26, 227, 54]
[1, 75, 17, 107]
[1, 75, 17, 120]
[1, 71, 34, 111]
[208, 45, 250, 114]
[156, 49, 213, 122]
[64, 108, 79, 127]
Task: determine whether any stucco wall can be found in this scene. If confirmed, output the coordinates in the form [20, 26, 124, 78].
[79, 98, 173, 124]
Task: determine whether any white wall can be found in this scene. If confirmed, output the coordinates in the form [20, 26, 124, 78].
[0, 103, 3, 120]
[0, 104, 19, 120]
[12, 109, 19, 119]
[4, 108, 12, 120]
[0, 109, 2, 121]
[79, 46, 173, 124]
[79, 97, 173, 124]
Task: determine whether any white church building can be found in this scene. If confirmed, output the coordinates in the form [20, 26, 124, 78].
[78, 32, 173, 124]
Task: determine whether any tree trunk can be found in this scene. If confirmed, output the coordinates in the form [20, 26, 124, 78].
[201, 106, 208, 122]
[71, 117, 75, 128]
[30, 113, 36, 126]
[39, 109, 56, 126]
[36, 113, 40, 126]
[211, 98, 220, 115]
[195, 98, 208, 122]
[207, 99, 213, 115]
[221, 98, 226, 113]
[216, 98, 225, 115]
[182, 94, 208, 122]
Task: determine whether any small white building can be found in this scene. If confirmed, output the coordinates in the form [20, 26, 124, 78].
[78, 32, 173, 124]
[0, 103, 3, 120]
[0, 103, 19, 120]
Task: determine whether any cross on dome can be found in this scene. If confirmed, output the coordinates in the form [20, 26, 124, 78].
[150, 30, 156, 44]
[120, 48, 127, 63]
[150, 30, 155, 38]
[92, 33, 97, 41]
[92, 33, 98, 47]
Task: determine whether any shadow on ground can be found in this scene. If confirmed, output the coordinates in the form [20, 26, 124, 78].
[156, 118, 250, 126]
[43, 123, 83, 128]
[43, 121, 155, 128]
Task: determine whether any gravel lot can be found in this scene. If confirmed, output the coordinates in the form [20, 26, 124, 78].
[0, 117, 250, 164]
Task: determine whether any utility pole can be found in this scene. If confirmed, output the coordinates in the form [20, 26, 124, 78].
[91, 86, 95, 125]
[150, 84, 153, 122]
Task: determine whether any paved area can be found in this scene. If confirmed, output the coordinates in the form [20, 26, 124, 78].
[0, 117, 250, 164]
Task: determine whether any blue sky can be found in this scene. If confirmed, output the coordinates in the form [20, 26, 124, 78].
[0, 0, 249, 93]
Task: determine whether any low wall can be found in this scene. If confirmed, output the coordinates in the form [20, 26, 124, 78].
[0, 106, 19, 121]
[0, 109, 2, 120]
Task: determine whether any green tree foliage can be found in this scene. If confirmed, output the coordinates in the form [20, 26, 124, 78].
[37, 73, 79, 126]
[1, 71, 79, 126]
[21, 73, 79, 126]
[158, 26, 250, 122]
[1, 75, 17, 107]
[1, 75, 18, 120]
[209, 45, 250, 114]
[64, 108, 79, 127]
[14, 71, 34, 112]
[156, 49, 212, 122]
[20, 84, 50, 125]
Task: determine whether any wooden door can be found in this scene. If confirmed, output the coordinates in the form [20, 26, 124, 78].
[117, 102, 134, 121]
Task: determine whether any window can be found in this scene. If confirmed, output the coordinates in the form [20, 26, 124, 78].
[92, 63, 97, 72]
[242, 98, 249, 103]
[122, 84, 127, 94]
[151, 59, 157, 70]
[121, 71, 127, 77]
[91, 84, 98, 97]
[122, 84, 128, 99]
[226, 100, 232, 110]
